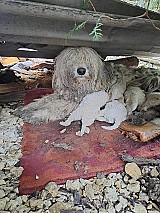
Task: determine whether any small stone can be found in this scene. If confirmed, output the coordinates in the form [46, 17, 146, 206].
[120, 196, 128, 207]
[14, 187, 19, 194]
[141, 166, 150, 175]
[148, 178, 160, 200]
[83, 208, 91, 213]
[15, 197, 22, 206]
[0, 162, 6, 170]
[133, 203, 147, 213]
[119, 188, 130, 196]
[152, 202, 160, 210]
[10, 167, 24, 177]
[84, 184, 95, 200]
[0, 189, 5, 198]
[93, 199, 102, 209]
[45, 182, 60, 198]
[127, 179, 140, 193]
[95, 178, 105, 186]
[0, 147, 6, 154]
[49, 202, 73, 213]
[35, 175, 39, 180]
[104, 186, 118, 203]
[79, 178, 90, 186]
[29, 199, 43, 208]
[99, 208, 107, 213]
[5, 199, 19, 211]
[125, 162, 142, 180]
[115, 196, 128, 212]
[43, 199, 52, 209]
[147, 203, 153, 210]
[56, 194, 68, 202]
[115, 203, 122, 212]
[107, 206, 116, 213]
[44, 139, 49, 143]
[123, 174, 129, 183]
[0, 180, 6, 185]
[0, 211, 10, 213]
[150, 167, 159, 177]
[139, 192, 149, 202]
[66, 179, 82, 191]
[73, 191, 81, 205]
[8, 192, 17, 199]
[103, 179, 112, 187]
[60, 128, 66, 133]
[115, 180, 122, 189]
[0, 197, 9, 210]
[21, 195, 28, 203]
[96, 172, 105, 179]
[107, 173, 117, 185]
[40, 189, 48, 200]
[15, 205, 30, 213]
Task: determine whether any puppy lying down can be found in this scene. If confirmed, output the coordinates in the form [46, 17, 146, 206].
[97, 100, 127, 130]
[60, 91, 127, 136]
[124, 86, 146, 115]
[60, 91, 109, 136]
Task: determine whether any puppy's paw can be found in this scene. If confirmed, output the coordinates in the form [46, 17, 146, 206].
[60, 121, 70, 127]
[85, 127, 90, 134]
[76, 131, 84, 137]
[140, 106, 148, 111]
[101, 125, 115, 130]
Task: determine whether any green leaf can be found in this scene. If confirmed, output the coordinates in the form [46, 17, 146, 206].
[89, 19, 103, 41]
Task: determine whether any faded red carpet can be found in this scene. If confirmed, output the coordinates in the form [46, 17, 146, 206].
[19, 89, 160, 195]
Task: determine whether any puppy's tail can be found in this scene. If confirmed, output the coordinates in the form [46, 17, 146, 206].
[101, 119, 121, 130]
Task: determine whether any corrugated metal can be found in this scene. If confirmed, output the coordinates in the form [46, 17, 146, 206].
[0, 0, 160, 58]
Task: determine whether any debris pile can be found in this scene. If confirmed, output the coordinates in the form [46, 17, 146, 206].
[0, 57, 53, 103]
[0, 57, 53, 88]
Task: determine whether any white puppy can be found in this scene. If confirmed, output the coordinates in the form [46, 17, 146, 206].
[60, 91, 109, 136]
[97, 100, 127, 130]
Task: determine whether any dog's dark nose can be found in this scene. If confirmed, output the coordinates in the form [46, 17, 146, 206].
[77, 67, 86, 75]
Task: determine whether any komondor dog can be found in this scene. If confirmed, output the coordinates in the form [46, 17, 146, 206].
[17, 47, 112, 125]
[60, 91, 109, 136]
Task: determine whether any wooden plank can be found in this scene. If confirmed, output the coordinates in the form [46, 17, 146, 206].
[0, 83, 25, 94]
[0, 90, 26, 103]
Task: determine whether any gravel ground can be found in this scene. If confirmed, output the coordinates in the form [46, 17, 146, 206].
[0, 104, 160, 213]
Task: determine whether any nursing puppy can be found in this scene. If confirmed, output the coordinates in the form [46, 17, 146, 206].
[140, 92, 160, 111]
[97, 100, 127, 130]
[60, 91, 109, 136]
[124, 86, 146, 115]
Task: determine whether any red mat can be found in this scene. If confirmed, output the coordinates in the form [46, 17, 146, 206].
[19, 89, 160, 195]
